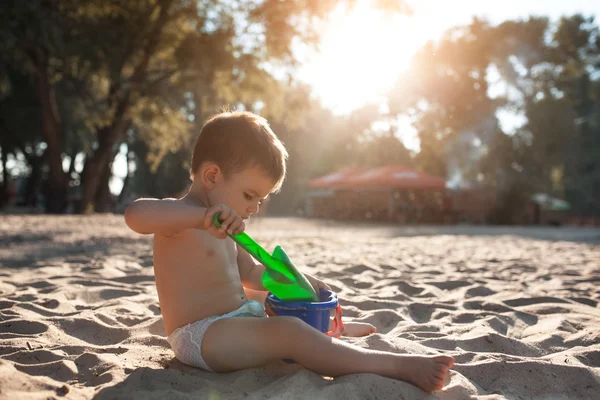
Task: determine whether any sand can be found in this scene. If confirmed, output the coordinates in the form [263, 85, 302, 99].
[1, 214, 599, 399]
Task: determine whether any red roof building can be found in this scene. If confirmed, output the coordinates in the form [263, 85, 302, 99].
[307, 167, 366, 189]
[336, 165, 446, 190]
[305, 165, 449, 223]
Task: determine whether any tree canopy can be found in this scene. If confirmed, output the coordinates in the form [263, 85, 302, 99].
[0, 2, 598, 220]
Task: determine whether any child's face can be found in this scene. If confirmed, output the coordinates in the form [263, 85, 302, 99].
[208, 166, 276, 219]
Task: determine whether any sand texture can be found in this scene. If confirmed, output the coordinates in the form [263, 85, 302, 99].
[1, 215, 600, 399]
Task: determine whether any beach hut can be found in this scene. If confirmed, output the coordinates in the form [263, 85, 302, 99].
[304, 168, 365, 218]
[306, 165, 448, 222]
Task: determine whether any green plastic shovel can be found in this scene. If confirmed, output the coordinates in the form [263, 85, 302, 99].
[213, 213, 319, 302]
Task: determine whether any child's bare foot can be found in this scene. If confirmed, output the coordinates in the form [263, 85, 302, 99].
[393, 354, 454, 392]
[342, 321, 377, 337]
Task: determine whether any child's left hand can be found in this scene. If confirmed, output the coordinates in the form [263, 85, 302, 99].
[304, 273, 331, 294]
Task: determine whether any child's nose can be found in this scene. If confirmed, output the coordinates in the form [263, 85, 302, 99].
[248, 202, 260, 214]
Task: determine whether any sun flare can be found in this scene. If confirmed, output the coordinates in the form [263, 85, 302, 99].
[300, 2, 428, 115]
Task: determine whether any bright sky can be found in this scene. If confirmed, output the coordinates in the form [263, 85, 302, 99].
[296, 0, 599, 152]
[108, 0, 598, 195]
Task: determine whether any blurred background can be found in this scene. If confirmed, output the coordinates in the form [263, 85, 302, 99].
[0, 0, 598, 225]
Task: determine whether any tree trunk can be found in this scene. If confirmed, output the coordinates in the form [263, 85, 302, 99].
[78, 119, 130, 213]
[117, 144, 131, 205]
[0, 147, 8, 208]
[94, 161, 113, 213]
[30, 46, 68, 213]
[77, 1, 174, 214]
[23, 152, 44, 207]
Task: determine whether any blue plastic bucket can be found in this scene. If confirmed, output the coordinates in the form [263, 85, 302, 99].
[264, 289, 344, 337]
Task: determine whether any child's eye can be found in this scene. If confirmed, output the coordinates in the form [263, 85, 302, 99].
[244, 193, 253, 201]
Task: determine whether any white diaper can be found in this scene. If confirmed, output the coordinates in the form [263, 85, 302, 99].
[167, 300, 266, 371]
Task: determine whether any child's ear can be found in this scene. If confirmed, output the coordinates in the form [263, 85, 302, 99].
[203, 164, 221, 189]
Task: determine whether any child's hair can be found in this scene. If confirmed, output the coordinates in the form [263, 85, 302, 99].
[191, 110, 288, 192]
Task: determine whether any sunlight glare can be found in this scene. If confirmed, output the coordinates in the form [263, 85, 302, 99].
[299, 1, 427, 115]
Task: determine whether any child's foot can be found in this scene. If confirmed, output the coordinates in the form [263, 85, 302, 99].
[342, 321, 377, 337]
[394, 354, 455, 392]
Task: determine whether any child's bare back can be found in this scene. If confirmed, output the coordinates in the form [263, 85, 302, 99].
[125, 111, 454, 392]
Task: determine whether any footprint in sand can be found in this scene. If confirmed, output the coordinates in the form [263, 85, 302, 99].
[53, 318, 130, 345]
[408, 302, 457, 324]
[147, 304, 161, 315]
[17, 302, 72, 318]
[426, 280, 472, 291]
[3, 349, 66, 364]
[568, 297, 597, 307]
[69, 279, 115, 287]
[503, 297, 571, 307]
[0, 320, 48, 335]
[423, 332, 543, 357]
[0, 300, 16, 309]
[73, 353, 119, 386]
[37, 299, 60, 309]
[463, 300, 513, 313]
[452, 312, 483, 324]
[340, 277, 372, 289]
[110, 275, 155, 285]
[98, 289, 140, 300]
[7, 294, 37, 302]
[138, 255, 154, 268]
[146, 319, 167, 336]
[465, 286, 496, 298]
[15, 360, 78, 382]
[16, 280, 55, 290]
[392, 281, 425, 296]
[359, 309, 404, 333]
[70, 288, 139, 303]
[345, 264, 379, 275]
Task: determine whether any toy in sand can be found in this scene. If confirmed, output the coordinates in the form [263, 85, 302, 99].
[212, 213, 319, 302]
[213, 213, 344, 339]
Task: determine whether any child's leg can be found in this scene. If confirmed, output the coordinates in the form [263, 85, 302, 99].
[201, 316, 454, 393]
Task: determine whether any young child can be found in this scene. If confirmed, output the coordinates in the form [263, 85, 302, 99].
[124, 111, 454, 392]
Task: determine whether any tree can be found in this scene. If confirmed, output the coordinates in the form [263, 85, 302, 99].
[490, 15, 600, 217]
[0, 66, 45, 208]
[0, 0, 411, 213]
[385, 14, 599, 221]
[388, 18, 501, 181]
[550, 15, 600, 216]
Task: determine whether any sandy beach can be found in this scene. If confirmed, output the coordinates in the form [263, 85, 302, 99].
[1, 214, 599, 399]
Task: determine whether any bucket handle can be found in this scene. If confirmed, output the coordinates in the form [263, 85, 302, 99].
[326, 305, 344, 338]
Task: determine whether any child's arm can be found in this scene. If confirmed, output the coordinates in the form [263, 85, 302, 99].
[125, 198, 203, 235]
[237, 245, 267, 291]
[304, 272, 331, 294]
[124, 198, 244, 237]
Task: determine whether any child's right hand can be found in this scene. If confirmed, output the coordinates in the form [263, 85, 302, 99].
[202, 204, 245, 239]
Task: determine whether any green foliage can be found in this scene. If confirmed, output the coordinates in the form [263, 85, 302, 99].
[1, 0, 412, 211]
[2, 0, 597, 220]
[388, 14, 600, 219]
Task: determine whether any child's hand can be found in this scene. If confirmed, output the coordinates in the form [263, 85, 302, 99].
[304, 273, 331, 295]
[202, 204, 245, 239]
